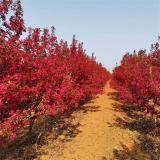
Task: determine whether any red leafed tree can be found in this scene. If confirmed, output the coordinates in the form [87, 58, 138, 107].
[0, 0, 110, 144]
[112, 42, 160, 117]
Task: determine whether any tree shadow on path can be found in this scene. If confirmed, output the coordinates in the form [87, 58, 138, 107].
[108, 92, 160, 160]
[0, 98, 100, 160]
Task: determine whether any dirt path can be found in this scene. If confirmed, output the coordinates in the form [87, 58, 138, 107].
[37, 83, 140, 160]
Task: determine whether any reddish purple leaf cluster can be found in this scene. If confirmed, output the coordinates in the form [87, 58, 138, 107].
[0, 0, 110, 144]
[112, 43, 160, 116]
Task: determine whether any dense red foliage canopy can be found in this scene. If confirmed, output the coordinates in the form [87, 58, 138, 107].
[0, 0, 110, 144]
[112, 42, 160, 116]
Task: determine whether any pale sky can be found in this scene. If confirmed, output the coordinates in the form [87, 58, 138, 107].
[22, 0, 160, 71]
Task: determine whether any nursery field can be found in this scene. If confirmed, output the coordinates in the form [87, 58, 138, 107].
[0, 0, 160, 160]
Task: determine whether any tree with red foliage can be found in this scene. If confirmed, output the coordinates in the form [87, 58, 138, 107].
[0, 0, 110, 145]
[112, 41, 160, 117]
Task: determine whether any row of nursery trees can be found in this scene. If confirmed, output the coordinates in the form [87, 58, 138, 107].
[112, 41, 160, 118]
[0, 0, 159, 147]
[0, 0, 110, 144]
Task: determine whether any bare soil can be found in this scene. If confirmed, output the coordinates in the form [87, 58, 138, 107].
[36, 83, 160, 160]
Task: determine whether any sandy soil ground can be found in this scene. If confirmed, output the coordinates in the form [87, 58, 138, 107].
[37, 83, 141, 160]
